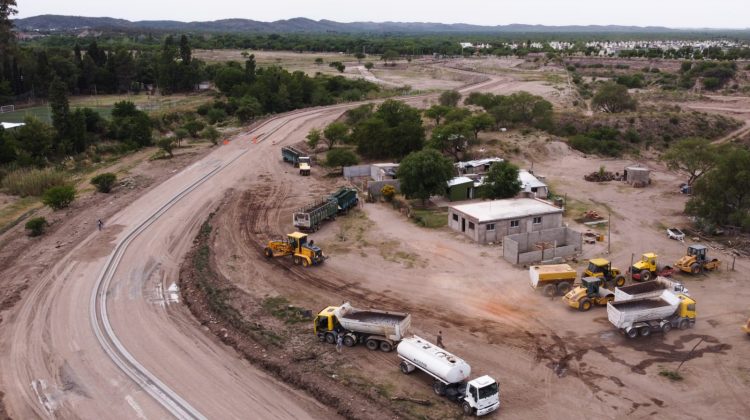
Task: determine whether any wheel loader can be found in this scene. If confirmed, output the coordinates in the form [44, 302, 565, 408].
[562, 277, 615, 312]
[263, 232, 326, 267]
[675, 244, 721, 274]
[584, 258, 626, 288]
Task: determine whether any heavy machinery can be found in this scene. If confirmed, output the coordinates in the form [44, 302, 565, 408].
[314, 302, 411, 352]
[299, 161, 311, 176]
[584, 258, 626, 288]
[562, 277, 615, 311]
[675, 244, 721, 274]
[529, 264, 577, 297]
[331, 187, 359, 213]
[743, 318, 750, 335]
[281, 146, 311, 175]
[293, 198, 338, 232]
[397, 336, 500, 416]
[628, 253, 675, 281]
[615, 277, 688, 301]
[607, 290, 696, 338]
[263, 232, 326, 267]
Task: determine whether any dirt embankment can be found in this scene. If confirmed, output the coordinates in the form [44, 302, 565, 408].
[179, 200, 405, 420]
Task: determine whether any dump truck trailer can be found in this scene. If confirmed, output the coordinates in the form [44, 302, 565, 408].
[397, 336, 500, 416]
[614, 277, 689, 301]
[607, 291, 696, 338]
[293, 198, 338, 232]
[529, 264, 578, 296]
[314, 302, 411, 352]
[331, 187, 358, 213]
[281, 146, 311, 175]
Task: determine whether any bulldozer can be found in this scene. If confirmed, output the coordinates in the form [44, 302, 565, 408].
[675, 244, 721, 274]
[628, 252, 675, 281]
[584, 258, 626, 288]
[562, 277, 615, 312]
[263, 232, 326, 267]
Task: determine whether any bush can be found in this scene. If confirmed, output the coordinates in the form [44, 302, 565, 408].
[381, 184, 396, 202]
[91, 172, 117, 193]
[42, 185, 76, 210]
[1, 168, 68, 197]
[25, 217, 48, 237]
[207, 108, 227, 124]
[568, 135, 623, 156]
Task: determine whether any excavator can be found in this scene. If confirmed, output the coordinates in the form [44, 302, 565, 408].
[675, 244, 721, 274]
[263, 232, 326, 267]
[562, 277, 615, 312]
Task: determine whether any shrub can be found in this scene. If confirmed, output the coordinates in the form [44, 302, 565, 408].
[1, 168, 68, 197]
[91, 172, 117, 193]
[157, 138, 175, 158]
[25, 217, 48, 236]
[42, 185, 76, 210]
[207, 108, 227, 124]
[381, 184, 396, 202]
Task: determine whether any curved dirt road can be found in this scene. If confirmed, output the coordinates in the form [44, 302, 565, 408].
[0, 73, 504, 419]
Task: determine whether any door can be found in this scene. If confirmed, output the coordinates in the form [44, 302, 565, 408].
[461, 218, 466, 232]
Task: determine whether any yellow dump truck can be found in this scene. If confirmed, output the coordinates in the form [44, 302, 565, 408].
[529, 264, 577, 297]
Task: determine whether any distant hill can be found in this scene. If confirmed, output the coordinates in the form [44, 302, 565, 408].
[14, 14, 696, 34]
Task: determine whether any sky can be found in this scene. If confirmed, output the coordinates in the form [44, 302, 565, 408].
[15, 0, 750, 29]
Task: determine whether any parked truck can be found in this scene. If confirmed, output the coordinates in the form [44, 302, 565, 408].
[331, 187, 359, 213]
[397, 336, 500, 416]
[607, 290, 696, 338]
[314, 302, 411, 352]
[529, 264, 578, 297]
[293, 198, 338, 232]
[627, 252, 675, 281]
[281, 146, 312, 175]
[614, 277, 689, 301]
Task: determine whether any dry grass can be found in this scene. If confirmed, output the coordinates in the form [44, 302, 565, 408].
[1, 168, 69, 197]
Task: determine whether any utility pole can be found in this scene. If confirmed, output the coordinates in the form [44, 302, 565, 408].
[607, 211, 611, 254]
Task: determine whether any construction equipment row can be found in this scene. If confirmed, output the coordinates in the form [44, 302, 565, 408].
[314, 303, 500, 416]
[293, 187, 358, 232]
[281, 146, 312, 176]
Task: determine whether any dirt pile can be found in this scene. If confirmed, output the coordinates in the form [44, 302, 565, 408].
[584, 171, 618, 182]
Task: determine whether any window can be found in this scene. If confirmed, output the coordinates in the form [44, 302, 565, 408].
[452, 213, 459, 221]
[533, 216, 542, 224]
[468, 222, 475, 230]
[486, 223, 495, 231]
[510, 220, 519, 228]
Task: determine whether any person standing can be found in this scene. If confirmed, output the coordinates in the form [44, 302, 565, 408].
[437, 331, 444, 349]
[97, 219, 104, 231]
[336, 334, 343, 353]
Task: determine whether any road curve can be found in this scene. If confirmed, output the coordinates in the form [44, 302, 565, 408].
[0, 73, 503, 419]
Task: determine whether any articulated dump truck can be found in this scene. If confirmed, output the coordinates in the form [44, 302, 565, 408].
[529, 264, 577, 296]
[607, 290, 696, 338]
[314, 302, 411, 352]
[398, 336, 500, 416]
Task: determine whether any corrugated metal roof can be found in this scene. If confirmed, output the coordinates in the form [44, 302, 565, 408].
[447, 176, 474, 187]
[518, 170, 547, 191]
[456, 157, 503, 169]
[0, 122, 25, 129]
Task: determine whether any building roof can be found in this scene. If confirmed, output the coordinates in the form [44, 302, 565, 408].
[518, 170, 547, 191]
[0, 122, 25, 129]
[447, 176, 474, 187]
[450, 198, 562, 223]
[456, 157, 503, 169]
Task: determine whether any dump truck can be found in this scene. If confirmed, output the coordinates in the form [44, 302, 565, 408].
[331, 187, 359, 213]
[628, 252, 675, 281]
[263, 232, 326, 267]
[529, 264, 577, 297]
[314, 302, 411, 352]
[397, 336, 500, 416]
[562, 277, 615, 311]
[281, 146, 311, 175]
[675, 244, 721, 274]
[584, 258, 626, 288]
[293, 198, 338, 232]
[607, 290, 696, 338]
[614, 277, 689, 301]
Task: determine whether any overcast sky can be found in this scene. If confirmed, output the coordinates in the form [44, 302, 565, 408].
[15, 0, 749, 29]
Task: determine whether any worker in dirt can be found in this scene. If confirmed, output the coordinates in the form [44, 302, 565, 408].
[437, 331, 444, 348]
[336, 334, 343, 353]
[97, 219, 104, 231]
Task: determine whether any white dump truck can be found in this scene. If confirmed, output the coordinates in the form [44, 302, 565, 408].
[614, 277, 689, 301]
[397, 336, 500, 416]
[607, 290, 697, 338]
[314, 302, 411, 352]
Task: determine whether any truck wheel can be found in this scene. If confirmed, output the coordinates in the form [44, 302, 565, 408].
[579, 298, 592, 312]
[379, 341, 393, 352]
[626, 328, 638, 339]
[325, 332, 336, 344]
[343, 335, 356, 347]
[557, 282, 572, 295]
[662, 323, 672, 333]
[302, 259, 310, 268]
[400, 361, 413, 374]
[462, 401, 474, 416]
[263, 248, 273, 258]
[640, 270, 652, 282]
[615, 275, 626, 287]
[679, 319, 690, 330]
[293, 256, 301, 265]
[432, 380, 447, 396]
[639, 326, 651, 337]
[690, 263, 700, 274]
[543, 284, 557, 297]
[365, 339, 379, 351]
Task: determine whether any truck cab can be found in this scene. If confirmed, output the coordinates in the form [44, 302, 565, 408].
[463, 375, 500, 416]
[298, 156, 311, 175]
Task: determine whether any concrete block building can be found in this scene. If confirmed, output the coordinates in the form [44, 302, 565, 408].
[448, 198, 563, 244]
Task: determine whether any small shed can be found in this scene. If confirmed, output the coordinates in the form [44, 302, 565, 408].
[371, 163, 399, 181]
[518, 170, 549, 198]
[446, 177, 477, 201]
[456, 157, 503, 175]
[624, 165, 650, 187]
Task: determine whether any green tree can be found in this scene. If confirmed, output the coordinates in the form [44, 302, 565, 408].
[48, 76, 70, 148]
[183, 120, 205, 137]
[157, 137, 175, 157]
[207, 108, 227, 124]
[481, 161, 522, 199]
[179, 34, 192, 64]
[323, 122, 349, 150]
[91, 173, 117, 193]
[314, 57, 324, 65]
[174, 128, 188, 148]
[329, 61, 346, 73]
[345, 104, 374, 126]
[0, 0, 17, 56]
[306, 127, 322, 149]
[326, 148, 359, 173]
[424, 105, 451, 126]
[466, 112, 495, 141]
[439, 90, 462, 107]
[353, 100, 425, 159]
[397, 149, 454, 204]
[235, 96, 262, 123]
[354, 52, 366, 62]
[43, 185, 76, 210]
[661, 137, 718, 185]
[201, 125, 220, 145]
[364, 62, 374, 70]
[592, 82, 637, 113]
[0, 126, 16, 163]
[109, 101, 152, 147]
[25, 217, 48, 237]
[428, 121, 472, 161]
[381, 50, 399, 66]
[14, 117, 55, 164]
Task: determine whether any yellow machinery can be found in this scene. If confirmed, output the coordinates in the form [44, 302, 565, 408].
[563, 277, 615, 311]
[263, 232, 326, 267]
[629, 253, 675, 281]
[743, 318, 750, 335]
[675, 244, 721, 274]
[584, 258, 626, 288]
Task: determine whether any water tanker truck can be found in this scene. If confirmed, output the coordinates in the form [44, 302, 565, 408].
[607, 290, 696, 338]
[397, 336, 500, 416]
[314, 302, 411, 352]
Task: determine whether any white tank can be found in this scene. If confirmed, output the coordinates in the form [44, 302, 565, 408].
[397, 336, 471, 384]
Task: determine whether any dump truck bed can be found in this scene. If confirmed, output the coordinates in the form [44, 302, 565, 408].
[335, 304, 411, 341]
[529, 264, 577, 288]
[614, 277, 687, 301]
[607, 290, 680, 329]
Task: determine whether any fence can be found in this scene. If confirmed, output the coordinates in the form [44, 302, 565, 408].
[503, 227, 582, 265]
[343, 164, 371, 179]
